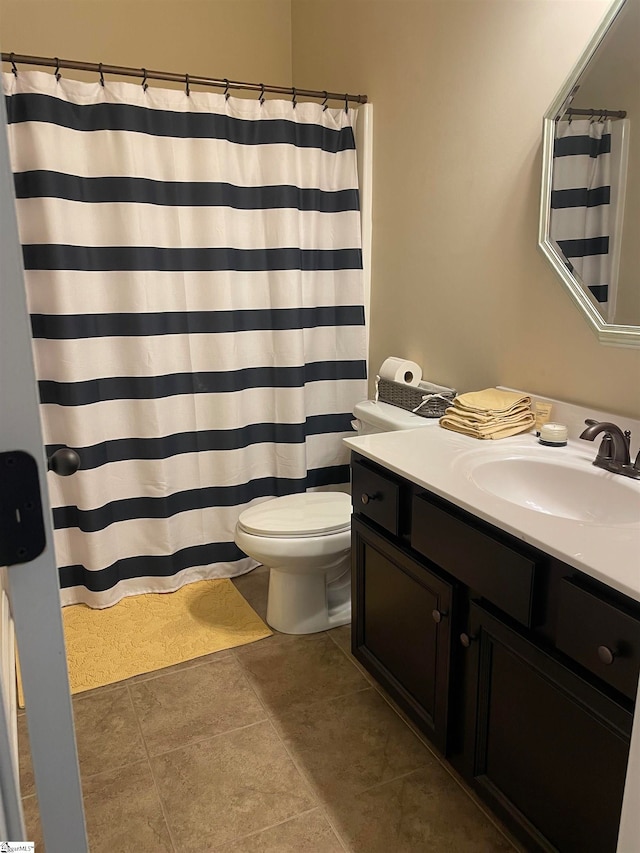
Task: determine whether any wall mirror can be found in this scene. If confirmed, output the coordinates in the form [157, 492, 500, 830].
[539, 0, 639, 347]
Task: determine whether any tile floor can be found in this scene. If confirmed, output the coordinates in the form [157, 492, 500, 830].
[18, 566, 520, 852]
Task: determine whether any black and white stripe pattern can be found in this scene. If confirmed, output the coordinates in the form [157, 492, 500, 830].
[4, 70, 366, 608]
[550, 119, 612, 311]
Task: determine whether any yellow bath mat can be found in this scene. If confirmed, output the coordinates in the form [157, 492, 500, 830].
[18, 578, 271, 705]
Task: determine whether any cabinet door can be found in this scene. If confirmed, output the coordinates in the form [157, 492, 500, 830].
[352, 517, 453, 753]
[463, 602, 632, 853]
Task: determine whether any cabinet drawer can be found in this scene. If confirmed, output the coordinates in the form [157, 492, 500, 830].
[411, 493, 537, 626]
[556, 579, 640, 701]
[351, 458, 400, 536]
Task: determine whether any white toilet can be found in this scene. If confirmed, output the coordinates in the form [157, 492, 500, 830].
[234, 400, 439, 634]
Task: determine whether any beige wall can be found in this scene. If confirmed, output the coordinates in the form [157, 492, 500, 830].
[292, 0, 640, 419]
[0, 0, 292, 88]
[1, 1, 639, 418]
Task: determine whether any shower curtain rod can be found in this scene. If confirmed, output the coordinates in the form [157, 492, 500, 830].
[1, 52, 368, 106]
[564, 107, 626, 118]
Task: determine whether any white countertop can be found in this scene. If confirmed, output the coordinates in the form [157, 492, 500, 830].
[344, 425, 640, 602]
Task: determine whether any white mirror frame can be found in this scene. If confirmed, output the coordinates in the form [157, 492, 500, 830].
[538, 0, 639, 348]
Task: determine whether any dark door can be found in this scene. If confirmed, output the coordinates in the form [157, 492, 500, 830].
[462, 602, 631, 853]
[351, 516, 453, 752]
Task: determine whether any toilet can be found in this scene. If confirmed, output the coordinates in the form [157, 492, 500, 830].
[234, 400, 439, 634]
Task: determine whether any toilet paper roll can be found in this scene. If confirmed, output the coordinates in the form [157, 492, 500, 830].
[378, 357, 422, 387]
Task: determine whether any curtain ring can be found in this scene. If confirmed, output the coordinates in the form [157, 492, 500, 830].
[259, 83, 265, 105]
[185, 73, 190, 97]
[98, 62, 105, 87]
[291, 87, 297, 110]
[344, 93, 348, 114]
[54, 57, 61, 82]
[322, 91, 328, 111]
[224, 78, 230, 100]
[141, 68, 148, 92]
[10, 53, 18, 77]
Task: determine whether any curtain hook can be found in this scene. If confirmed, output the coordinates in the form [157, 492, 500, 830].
[54, 57, 61, 82]
[344, 93, 348, 114]
[291, 87, 297, 110]
[98, 62, 105, 87]
[185, 73, 190, 97]
[10, 53, 18, 77]
[322, 91, 328, 111]
[223, 78, 230, 100]
[141, 68, 148, 93]
[258, 83, 265, 105]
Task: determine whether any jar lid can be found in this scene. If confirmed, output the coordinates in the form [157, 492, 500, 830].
[539, 422, 568, 445]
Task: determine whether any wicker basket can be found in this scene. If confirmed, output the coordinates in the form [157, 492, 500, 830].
[377, 377, 456, 418]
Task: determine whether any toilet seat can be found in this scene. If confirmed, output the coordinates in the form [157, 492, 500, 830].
[237, 492, 351, 538]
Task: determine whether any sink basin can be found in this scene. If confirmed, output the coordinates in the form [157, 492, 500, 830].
[465, 456, 640, 526]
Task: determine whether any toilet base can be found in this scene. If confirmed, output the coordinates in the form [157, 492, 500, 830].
[266, 563, 351, 635]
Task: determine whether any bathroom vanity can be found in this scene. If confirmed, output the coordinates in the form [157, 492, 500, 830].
[344, 424, 640, 853]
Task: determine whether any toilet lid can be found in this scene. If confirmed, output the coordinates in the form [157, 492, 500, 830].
[238, 492, 352, 538]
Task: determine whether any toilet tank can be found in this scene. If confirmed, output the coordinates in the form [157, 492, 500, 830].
[352, 400, 441, 435]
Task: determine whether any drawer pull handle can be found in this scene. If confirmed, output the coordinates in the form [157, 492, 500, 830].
[361, 493, 379, 505]
[432, 609, 447, 624]
[460, 632, 476, 648]
[597, 645, 616, 666]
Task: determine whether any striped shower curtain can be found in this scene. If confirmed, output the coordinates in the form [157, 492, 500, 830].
[3, 70, 366, 608]
[550, 118, 613, 319]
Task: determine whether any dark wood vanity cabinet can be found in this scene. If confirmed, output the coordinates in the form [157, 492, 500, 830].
[349, 452, 639, 853]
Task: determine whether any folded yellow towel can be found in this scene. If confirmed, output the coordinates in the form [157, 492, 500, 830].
[439, 411, 535, 440]
[438, 387, 535, 439]
[453, 388, 531, 415]
[443, 403, 532, 426]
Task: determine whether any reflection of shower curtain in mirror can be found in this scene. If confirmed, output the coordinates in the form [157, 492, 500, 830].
[550, 119, 614, 320]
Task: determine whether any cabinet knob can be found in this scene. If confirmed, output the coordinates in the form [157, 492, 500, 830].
[361, 493, 378, 505]
[460, 632, 476, 648]
[431, 609, 447, 624]
[597, 645, 616, 666]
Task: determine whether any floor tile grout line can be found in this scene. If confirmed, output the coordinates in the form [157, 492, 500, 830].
[207, 806, 331, 852]
[124, 682, 180, 853]
[124, 654, 271, 755]
[262, 716, 352, 851]
[325, 629, 378, 685]
[231, 652, 275, 720]
[123, 649, 235, 685]
[140, 717, 270, 761]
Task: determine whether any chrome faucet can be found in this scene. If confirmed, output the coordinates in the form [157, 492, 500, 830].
[579, 419, 640, 480]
